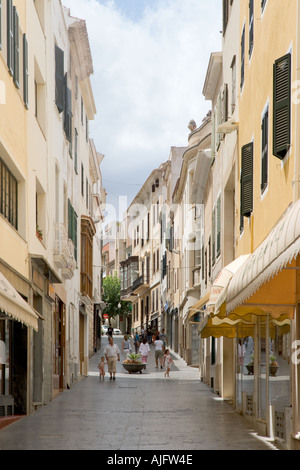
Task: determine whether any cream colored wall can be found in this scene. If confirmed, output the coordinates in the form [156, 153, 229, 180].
[0, 1, 28, 278]
[237, 0, 297, 257]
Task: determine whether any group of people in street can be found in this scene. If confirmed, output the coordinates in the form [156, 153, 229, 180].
[98, 328, 175, 380]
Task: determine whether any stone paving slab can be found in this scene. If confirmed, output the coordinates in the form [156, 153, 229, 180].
[0, 337, 278, 451]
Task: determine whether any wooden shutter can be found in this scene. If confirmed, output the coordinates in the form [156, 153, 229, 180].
[241, 142, 253, 217]
[273, 53, 291, 159]
[55, 44, 64, 113]
[261, 109, 269, 191]
[13, 6, 19, 88]
[23, 34, 28, 108]
[7, 0, 14, 76]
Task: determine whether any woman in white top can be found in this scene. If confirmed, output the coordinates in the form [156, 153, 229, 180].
[139, 338, 151, 367]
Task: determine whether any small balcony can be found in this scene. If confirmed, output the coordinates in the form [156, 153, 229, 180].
[53, 224, 76, 280]
[132, 274, 149, 295]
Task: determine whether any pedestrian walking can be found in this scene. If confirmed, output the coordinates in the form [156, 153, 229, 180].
[104, 337, 120, 381]
[121, 334, 132, 358]
[107, 324, 113, 340]
[139, 338, 151, 367]
[134, 332, 140, 353]
[164, 349, 175, 378]
[153, 335, 164, 369]
[97, 356, 107, 381]
[147, 326, 152, 344]
[159, 329, 168, 352]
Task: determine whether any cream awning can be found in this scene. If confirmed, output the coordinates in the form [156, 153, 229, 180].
[0, 272, 39, 331]
[207, 255, 250, 315]
[188, 291, 211, 321]
[226, 200, 300, 314]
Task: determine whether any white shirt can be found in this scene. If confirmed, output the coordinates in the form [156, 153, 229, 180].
[104, 343, 120, 357]
[139, 343, 150, 356]
[154, 340, 164, 351]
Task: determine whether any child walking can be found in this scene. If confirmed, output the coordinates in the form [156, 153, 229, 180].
[98, 356, 107, 381]
[164, 349, 174, 378]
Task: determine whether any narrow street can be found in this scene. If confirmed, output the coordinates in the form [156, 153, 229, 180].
[0, 336, 276, 451]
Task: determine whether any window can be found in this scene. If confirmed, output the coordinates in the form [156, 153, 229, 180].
[68, 199, 78, 261]
[74, 128, 78, 173]
[231, 56, 236, 114]
[55, 44, 64, 113]
[249, 0, 254, 58]
[7, 0, 14, 76]
[261, 107, 269, 192]
[0, 157, 18, 229]
[216, 196, 221, 257]
[81, 163, 84, 196]
[240, 25, 245, 90]
[273, 53, 291, 160]
[241, 142, 254, 218]
[23, 34, 28, 108]
[153, 252, 156, 273]
[222, 0, 229, 36]
[64, 73, 72, 143]
[212, 207, 216, 265]
[81, 218, 94, 299]
[13, 6, 19, 88]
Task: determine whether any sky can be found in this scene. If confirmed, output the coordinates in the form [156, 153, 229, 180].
[62, 0, 222, 220]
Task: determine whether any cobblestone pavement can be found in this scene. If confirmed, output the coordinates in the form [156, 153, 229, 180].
[0, 336, 278, 451]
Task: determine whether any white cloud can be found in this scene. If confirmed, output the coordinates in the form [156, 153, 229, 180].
[62, 0, 222, 209]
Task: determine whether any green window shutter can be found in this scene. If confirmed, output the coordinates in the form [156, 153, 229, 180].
[241, 142, 254, 217]
[240, 26, 245, 89]
[7, 0, 14, 76]
[13, 6, 19, 88]
[23, 34, 28, 108]
[261, 108, 269, 192]
[55, 44, 64, 113]
[273, 53, 291, 159]
[64, 74, 72, 142]
[68, 199, 72, 239]
[249, 0, 254, 58]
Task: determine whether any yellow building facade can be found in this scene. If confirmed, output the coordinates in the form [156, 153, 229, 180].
[225, 0, 300, 448]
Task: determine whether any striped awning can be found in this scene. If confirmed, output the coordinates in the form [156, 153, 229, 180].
[0, 272, 39, 331]
[226, 200, 300, 315]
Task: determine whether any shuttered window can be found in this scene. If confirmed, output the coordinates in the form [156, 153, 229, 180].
[0, 157, 18, 230]
[23, 34, 28, 108]
[240, 25, 245, 89]
[13, 6, 19, 88]
[241, 142, 253, 218]
[216, 196, 221, 257]
[55, 44, 64, 113]
[68, 199, 78, 262]
[212, 207, 216, 265]
[261, 108, 269, 192]
[273, 53, 291, 159]
[7, 0, 14, 76]
[249, 0, 254, 58]
[64, 73, 72, 142]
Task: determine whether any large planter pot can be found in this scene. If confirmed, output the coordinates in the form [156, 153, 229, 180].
[246, 364, 254, 375]
[269, 365, 279, 377]
[122, 363, 146, 374]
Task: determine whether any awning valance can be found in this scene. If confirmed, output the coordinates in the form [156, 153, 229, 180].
[226, 200, 300, 314]
[0, 272, 39, 331]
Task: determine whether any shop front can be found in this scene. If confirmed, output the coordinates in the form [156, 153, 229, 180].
[0, 269, 39, 416]
[224, 200, 300, 448]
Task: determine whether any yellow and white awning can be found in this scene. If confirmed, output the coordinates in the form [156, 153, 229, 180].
[226, 200, 300, 316]
[0, 272, 39, 331]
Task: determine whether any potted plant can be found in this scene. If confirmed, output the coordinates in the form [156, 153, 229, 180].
[269, 354, 279, 377]
[122, 353, 146, 374]
[246, 354, 254, 375]
[36, 225, 43, 241]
